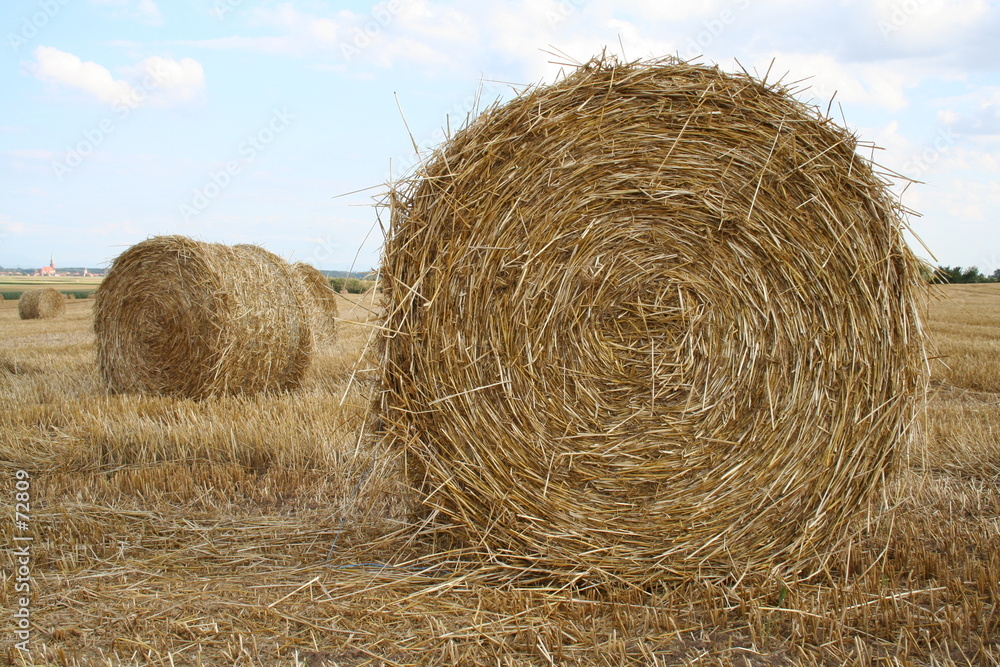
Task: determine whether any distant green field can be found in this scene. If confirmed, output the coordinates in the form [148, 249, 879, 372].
[0, 276, 103, 300]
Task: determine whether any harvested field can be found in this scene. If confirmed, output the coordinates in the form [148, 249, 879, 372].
[0, 284, 998, 665]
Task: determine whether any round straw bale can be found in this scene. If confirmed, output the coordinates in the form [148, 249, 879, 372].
[18, 288, 66, 319]
[292, 262, 339, 345]
[377, 57, 928, 583]
[94, 236, 313, 399]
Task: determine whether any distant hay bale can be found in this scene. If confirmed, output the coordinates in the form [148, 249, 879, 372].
[18, 288, 66, 320]
[95, 236, 313, 399]
[377, 57, 928, 584]
[292, 262, 339, 345]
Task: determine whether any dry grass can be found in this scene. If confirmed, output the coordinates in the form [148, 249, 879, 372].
[924, 283, 1000, 393]
[378, 56, 926, 585]
[293, 262, 340, 347]
[18, 288, 67, 320]
[0, 283, 997, 665]
[94, 236, 313, 399]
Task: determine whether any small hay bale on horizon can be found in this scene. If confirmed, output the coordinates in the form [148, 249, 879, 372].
[292, 262, 339, 345]
[376, 56, 928, 585]
[94, 236, 313, 399]
[18, 288, 66, 320]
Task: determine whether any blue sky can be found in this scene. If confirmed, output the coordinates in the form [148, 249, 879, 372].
[2, 0, 999, 273]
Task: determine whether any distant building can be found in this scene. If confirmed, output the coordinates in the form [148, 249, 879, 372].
[39, 256, 56, 277]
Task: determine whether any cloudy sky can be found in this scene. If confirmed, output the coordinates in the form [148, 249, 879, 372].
[2, 0, 998, 273]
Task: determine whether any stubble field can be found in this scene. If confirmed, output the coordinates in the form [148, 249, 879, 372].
[1, 284, 999, 666]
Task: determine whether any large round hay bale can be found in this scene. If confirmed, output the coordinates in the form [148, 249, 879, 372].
[95, 236, 313, 399]
[18, 288, 66, 319]
[377, 58, 928, 584]
[291, 262, 339, 345]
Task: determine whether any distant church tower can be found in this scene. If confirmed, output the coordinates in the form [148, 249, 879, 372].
[40, 255, 56, 276]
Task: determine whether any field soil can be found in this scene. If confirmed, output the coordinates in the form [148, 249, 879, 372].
[1, 285, 998, 666]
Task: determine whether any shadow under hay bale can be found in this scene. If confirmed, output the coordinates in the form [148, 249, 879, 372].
[18, 288, 66, 320]
[94, 235, 313, 399]
[292, 262, 339, 345]
[377, 56, 928, 585]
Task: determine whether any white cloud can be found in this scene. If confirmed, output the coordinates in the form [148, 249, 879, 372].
[0, 215, 27, 235]
[28, 46, 135, 105]
[948, 88, 1000, 136]
[747, 52, 912, 111]
[189, 1, 471, 70]
[368, 0, 477, 68]
[127, 56, 205, 107]
[909, 177, 1000, 271]
[6, 149, 56, 175]
[244, 3, 343, 49]
[179, 35, 296, 55]
[174, 0, 1000, 86]
[89, 0, 164, 26]
[473, 2, 680, 82]
[136, 0, 163, 25]
[872, 0, 992, 52]
[613, 0, 749, 22]
[7, 149, 56, 160]
[26, 46, 204, 108]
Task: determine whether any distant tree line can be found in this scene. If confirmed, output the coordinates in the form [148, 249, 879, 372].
[930, 265, 1000, 284]
[320, 269, 377, 279]
[328, 277, 377, 293]
[0, 267, 106, 275]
